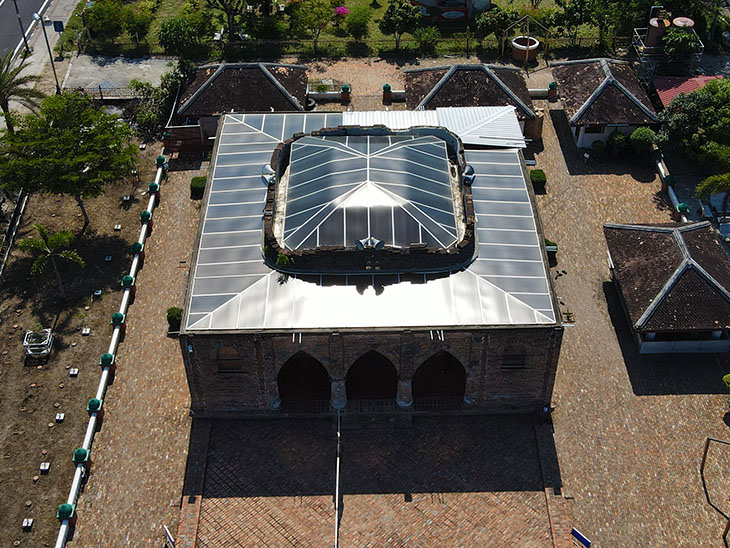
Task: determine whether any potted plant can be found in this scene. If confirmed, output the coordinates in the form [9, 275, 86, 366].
[341, 84, 351, 104]
[383, 83, 392, 104]
[190, 176, 206, 199]
[167, 306, 182, 334]
[530, 169, 547, 192]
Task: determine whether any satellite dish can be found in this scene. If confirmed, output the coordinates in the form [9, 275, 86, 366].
[464, 164, 474, 176]
[373, 238, 384, 250]
[356, 239, 366, 250]
[262, 165, 275, 176]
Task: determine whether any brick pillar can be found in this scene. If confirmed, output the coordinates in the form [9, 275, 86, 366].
[330, 379, 347, 409]
[396, 379, 413, 407]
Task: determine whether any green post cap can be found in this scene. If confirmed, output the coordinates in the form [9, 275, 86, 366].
[99, 352, 114, 365]
[162, 131, 169, 139]
[72, 448, 89, 463]
[57, 503, 74, 520]
[548, 81, 557, 90]
[676, 202, 690, 213]
[723, 373, 730, 392]
[156, 155, 166, 167]
[662, 174, 675, 186]
[341, 84, 351, 92]
[111, 312, 125, 325]
[130, 242, 144, 254]
[87, 398, 102, 412]
[148, 182, 159, 192]
[383, 83, 391, 92]
[140, 210, 152, 222]
[121, 275, 135, 288]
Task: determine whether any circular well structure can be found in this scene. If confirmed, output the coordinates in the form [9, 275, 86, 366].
[511, 36, 539, 62]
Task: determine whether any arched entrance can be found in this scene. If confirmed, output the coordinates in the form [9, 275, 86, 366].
[412, 351, 466, 400]
[346, 351, 397, 400]
[277, 352, 330, 403]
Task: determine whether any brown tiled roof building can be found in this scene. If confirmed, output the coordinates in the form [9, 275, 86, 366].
[176, 62, 307, 119]
[604, 222, 730, 334]
[550, 58, 657, 126]
[403, 65, 535, 120]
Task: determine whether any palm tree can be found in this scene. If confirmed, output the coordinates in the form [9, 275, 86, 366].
[17, 224, 85, 299]
[696, 173, 730, 214]
[0, 50, 45, 134]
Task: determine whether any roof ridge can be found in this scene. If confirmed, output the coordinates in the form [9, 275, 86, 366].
[635, 257, 689, 329]
[608, 75, 658, 122]
[178, 64, 225, 114]
[416, 66, 457, 110]
[604, 222, 711, 233]
[570, 76, 611, 124]
[479, 65, 536, 119]
[258, 63, 304, 111]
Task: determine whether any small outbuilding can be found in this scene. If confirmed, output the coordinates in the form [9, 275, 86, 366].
[652, 75, 723, 108]
[550, 58, 657, 148]
[403, 64, 542, 139]
[164, 62, 308, 152]
[604, 222, 730, 353]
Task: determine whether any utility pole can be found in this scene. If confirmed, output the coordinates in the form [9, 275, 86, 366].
[13, 0, 31, 55]
[33, 12, 61, 94]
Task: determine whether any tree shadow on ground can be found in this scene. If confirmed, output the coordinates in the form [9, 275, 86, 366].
[196, 414, 558, 499]
[168, 153, 205, 172]
[549, 110, 656, 181]
[1, 229, 132, 324]
[603, 281, 728, 396]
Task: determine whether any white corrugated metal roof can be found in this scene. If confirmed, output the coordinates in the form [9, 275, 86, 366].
[342, 106, 525, 148]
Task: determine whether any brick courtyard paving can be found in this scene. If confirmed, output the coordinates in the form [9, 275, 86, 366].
[197, 416, 554, 548]
[70, 157, 202, 546]
[534, 99, 730, 547]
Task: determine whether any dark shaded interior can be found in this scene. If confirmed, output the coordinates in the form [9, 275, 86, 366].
[346, 351, 397, 400]
[277, 352, 331, 402]
[412, 351, 466, 400]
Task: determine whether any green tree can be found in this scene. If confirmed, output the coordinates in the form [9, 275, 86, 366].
[290, 0, 334, 55]
[0, 51, 44, 135]
[17, 224, 85, 299]
[413, 26, 440, 56]
[124, 5, 154, 44]
[346, 4, 373, 41]
[378, 0, 421, 51]
[85, 0, 125, 43]
[697, 173, 730, 213]
[0, 92, 137, 233]
[204, 0, 245, 42]
[158, 1, 213, 55]
[475, 6, 518, 54]
[554, 0, 591, 46]
[662, 27, 703, 56]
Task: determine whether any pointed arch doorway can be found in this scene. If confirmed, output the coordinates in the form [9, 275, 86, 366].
[346, 351, 398, 400]
[277, 352, 330, 404]
[412, 351, 466, 401]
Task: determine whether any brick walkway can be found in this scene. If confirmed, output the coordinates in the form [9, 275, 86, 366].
[534, 99, 730, 547]
[70, 158, 202, 546]
[196, 416, 554, 548]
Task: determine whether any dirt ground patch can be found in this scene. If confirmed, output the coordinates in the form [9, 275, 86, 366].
[0, 142, 163, 547]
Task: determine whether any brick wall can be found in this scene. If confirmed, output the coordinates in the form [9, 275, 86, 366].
[179, 326, 563, 415]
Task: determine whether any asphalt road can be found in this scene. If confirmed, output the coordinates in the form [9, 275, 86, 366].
[0, 0, 50, 57]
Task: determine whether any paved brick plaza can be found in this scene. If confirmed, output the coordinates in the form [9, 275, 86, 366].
[197, 416, 555, 548]
[71, 160, 202, 547]
[534, 98, 730, 547]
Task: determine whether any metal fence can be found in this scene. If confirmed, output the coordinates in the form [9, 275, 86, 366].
[77, 34, 611, 61]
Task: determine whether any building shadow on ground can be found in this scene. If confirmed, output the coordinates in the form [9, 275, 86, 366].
[192, 414, 560, 499]
[603, 281, 728, 396]
[548, 110, 656, 182]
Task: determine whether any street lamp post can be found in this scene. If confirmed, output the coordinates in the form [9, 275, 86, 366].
[32, 13, 60, 94]
[13, 0, 31, 55]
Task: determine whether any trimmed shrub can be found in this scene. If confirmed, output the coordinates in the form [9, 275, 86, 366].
[530, 169, 547, 190]
[607, 131, 628, 157]
[166, 307, 182, 330]
[190, 176, 206, 199]
[630, 127, 657, 154]
[591, 139, 605, 153]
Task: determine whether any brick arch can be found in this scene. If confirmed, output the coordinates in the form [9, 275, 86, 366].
[277, 351, 331, 403]
[345, 346, 401, 376]
[346, 350, 398, 400]
[275, 346, 333, 378]
[405, 341, 470, 379]
[412, 350, 466, 400]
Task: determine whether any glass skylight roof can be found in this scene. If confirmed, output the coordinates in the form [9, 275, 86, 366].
[184, 113, 556, 331]
[281, 134, 457, 250]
